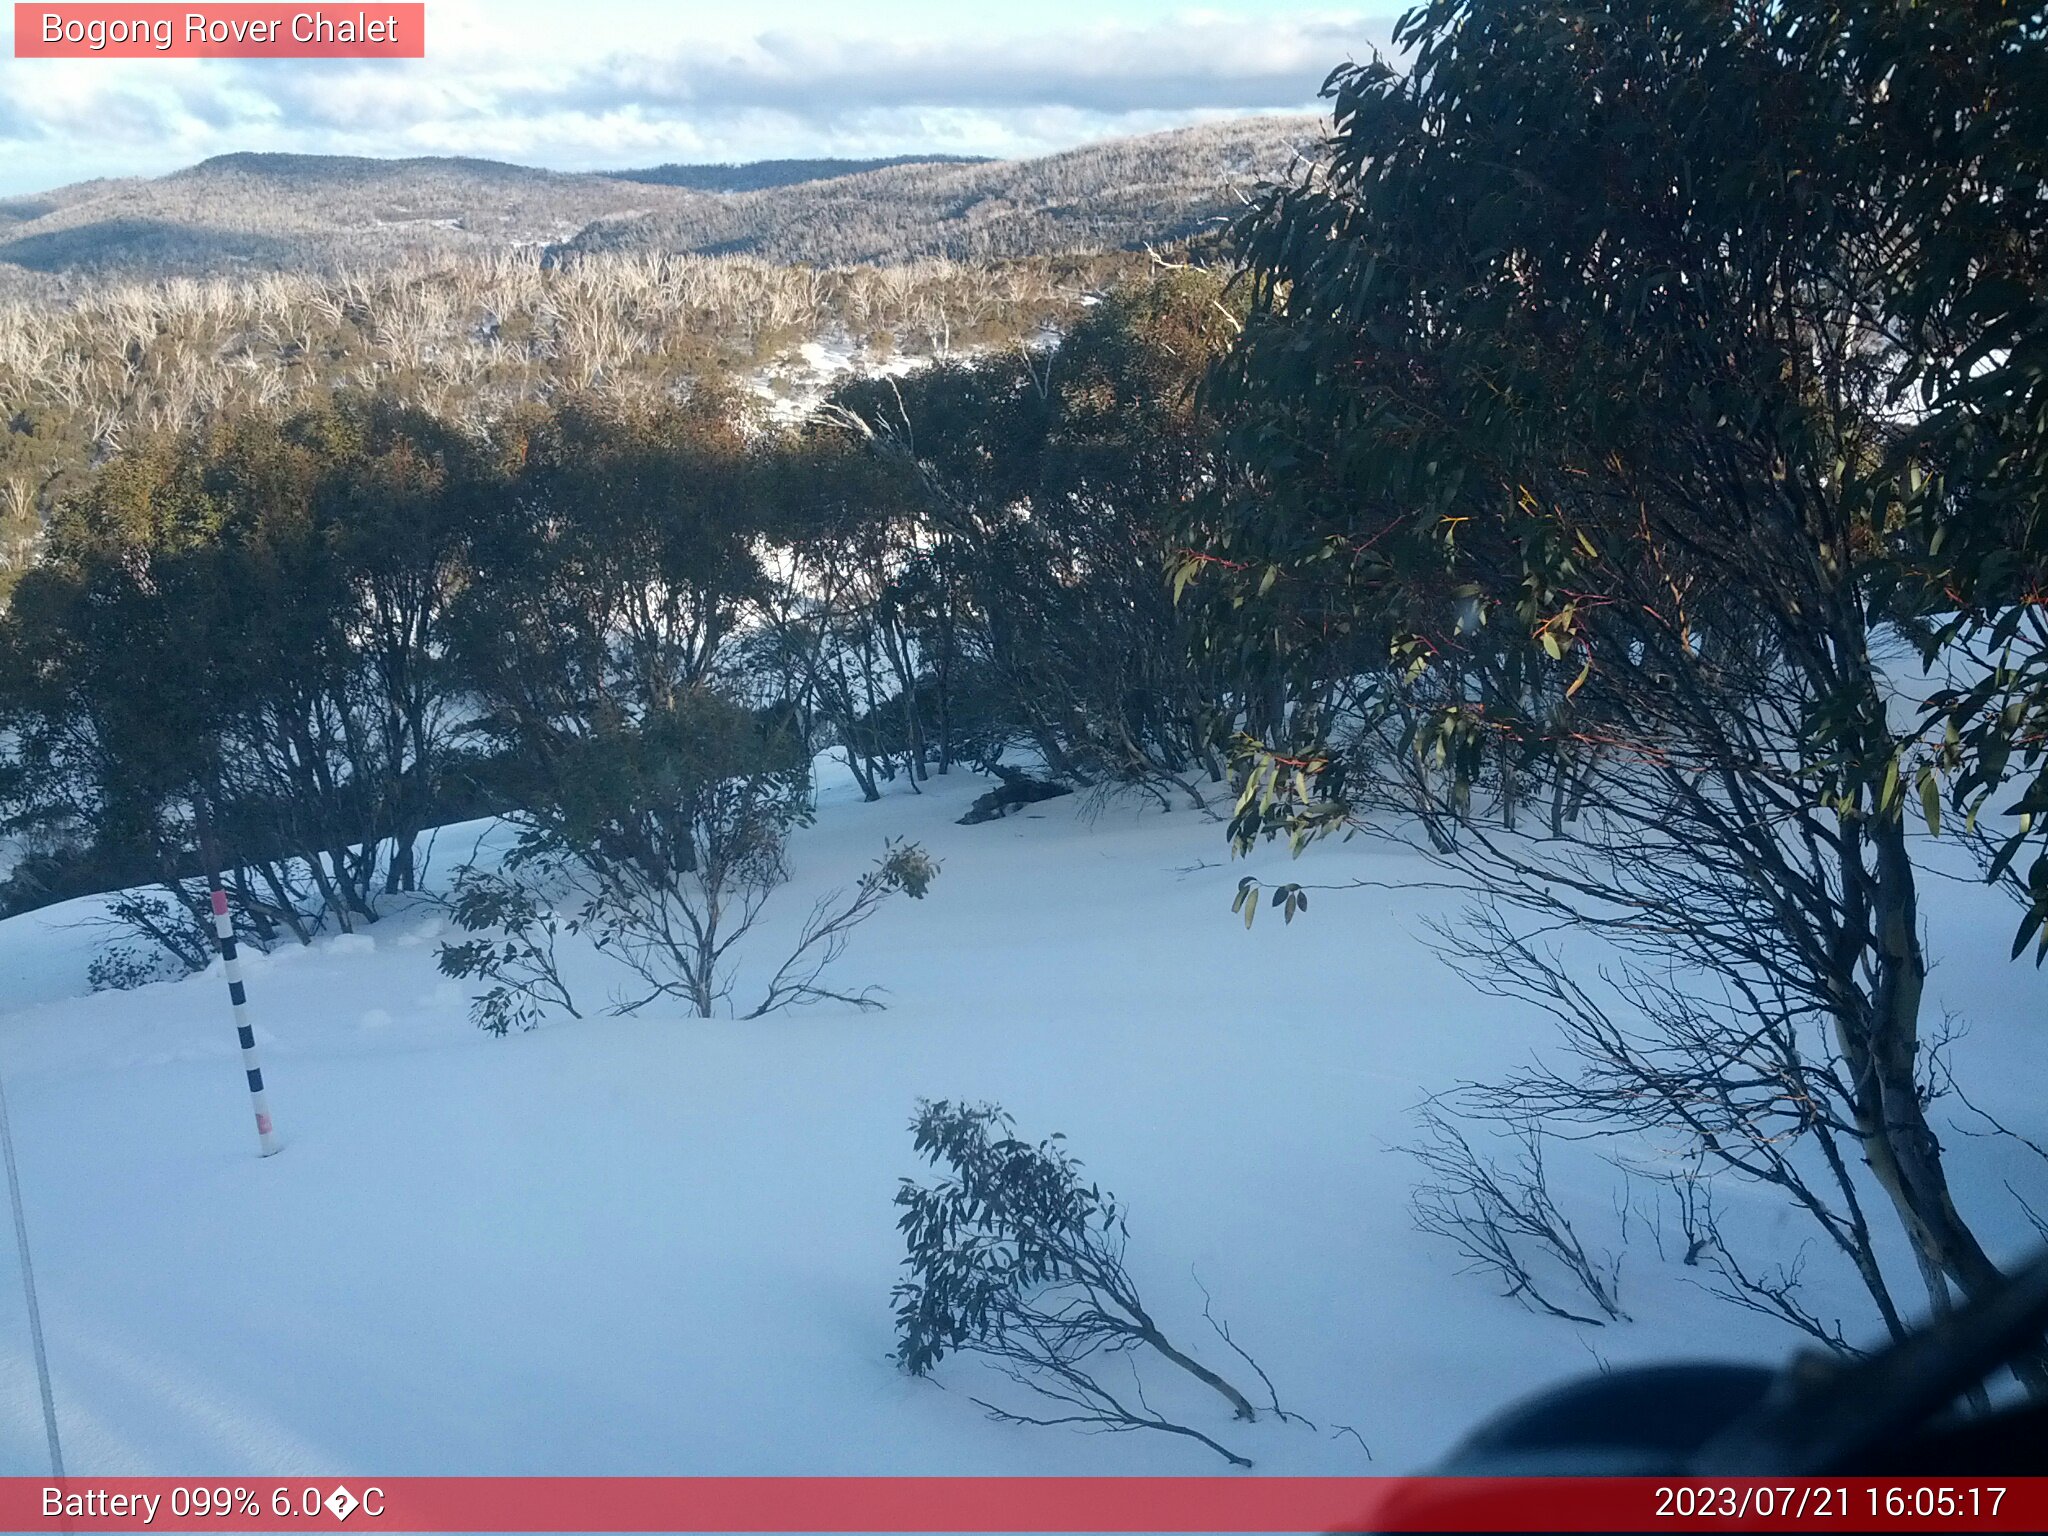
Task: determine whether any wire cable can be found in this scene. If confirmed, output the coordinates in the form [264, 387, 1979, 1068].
[0, 1064, 63, 1478]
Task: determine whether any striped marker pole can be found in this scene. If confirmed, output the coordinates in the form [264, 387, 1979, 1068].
[207, 883, 281, 1158]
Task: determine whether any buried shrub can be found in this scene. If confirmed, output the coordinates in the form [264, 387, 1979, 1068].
[1404, 1104, 1627, 1328]
[85, 882, 292, 992]
[441, 684, 941, 1023]
[436, 865, 583, 1034]
[437, 815, 939, 1029]
[744, 837, 939, 1018]
[892, 1099, 1289, 1468]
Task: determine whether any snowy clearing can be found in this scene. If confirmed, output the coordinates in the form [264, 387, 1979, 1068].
[0, 765, 2042, 1476]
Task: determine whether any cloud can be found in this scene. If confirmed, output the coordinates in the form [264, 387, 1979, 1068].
[231, 63, 484, 133]
[526, 17, 1386, 121]
[0, 10, 1393, 191]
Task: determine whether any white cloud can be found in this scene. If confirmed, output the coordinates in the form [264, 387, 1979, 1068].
[0, 8, 1392, 191]
[534, 17, 1379, 117]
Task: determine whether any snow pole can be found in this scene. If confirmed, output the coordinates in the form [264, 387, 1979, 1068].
[209, 884, 281, 1157]
[196, 802, 281, 1158]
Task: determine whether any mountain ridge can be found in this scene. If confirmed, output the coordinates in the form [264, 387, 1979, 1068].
[0, 117, 1321, 280]
[606, 155, 994, 193]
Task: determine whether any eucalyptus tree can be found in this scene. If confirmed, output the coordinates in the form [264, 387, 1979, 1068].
[1191, 0, 2048, 1374]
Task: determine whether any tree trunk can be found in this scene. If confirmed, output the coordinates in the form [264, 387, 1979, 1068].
[1840, 815, 2048, 1396]
[1139, 1327, 1258, 1422]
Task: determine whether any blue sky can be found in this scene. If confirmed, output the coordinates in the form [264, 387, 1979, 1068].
[0, 3, 1396, 194]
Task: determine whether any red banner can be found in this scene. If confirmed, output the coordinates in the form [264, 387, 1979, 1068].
[2, 1477, 2045, 1532]
[13, 5, 425, 59]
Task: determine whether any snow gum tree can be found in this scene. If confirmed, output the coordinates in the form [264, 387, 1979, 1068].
[893, 1100, 1280, 1467]
[0, 397, 488, 950]
[1186, 0, 2048, 1386]
[443, 391, 936, 1021]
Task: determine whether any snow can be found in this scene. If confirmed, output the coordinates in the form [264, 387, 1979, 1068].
[747, 333, 931, 427]
[0, 763, 2042, 1476]
[745, 326, 1060, 427]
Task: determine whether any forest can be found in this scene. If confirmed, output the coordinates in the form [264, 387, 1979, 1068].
[1, 0, 2046, 1466]
[0, 246, 1144, 598]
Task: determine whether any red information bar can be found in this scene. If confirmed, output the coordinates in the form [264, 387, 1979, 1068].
[2, 1477, 2045, 1532]
[13, 5, 425, 59]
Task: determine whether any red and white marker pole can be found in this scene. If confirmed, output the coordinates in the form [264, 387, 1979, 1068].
[195, 799, 280, 1158]
[208, 884, 281, 1157]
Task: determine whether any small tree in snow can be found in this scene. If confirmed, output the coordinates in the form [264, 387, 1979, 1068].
[436, 865, 583, 1034]
[745, 838, 939, 1017]
[437, 691, 940, 1026]
[893, 1099, 1283, 1468]
[1404, 1104, 1626, 1328]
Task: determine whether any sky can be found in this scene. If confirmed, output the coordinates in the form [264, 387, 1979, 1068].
[0, 3, 1397, 195]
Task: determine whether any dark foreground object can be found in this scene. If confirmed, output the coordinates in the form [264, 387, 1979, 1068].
[1431, 1248, 2048, 1478]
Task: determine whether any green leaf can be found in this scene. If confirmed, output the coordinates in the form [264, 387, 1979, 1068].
[2011, 905, 2045, 963]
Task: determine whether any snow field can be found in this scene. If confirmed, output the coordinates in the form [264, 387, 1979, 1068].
[0, 765, 2041, 1475]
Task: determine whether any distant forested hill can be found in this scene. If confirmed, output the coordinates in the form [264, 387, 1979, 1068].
[561, 119, 1316, 265]
[0, 117, 1319, 280]
[607, 156, 992, 193]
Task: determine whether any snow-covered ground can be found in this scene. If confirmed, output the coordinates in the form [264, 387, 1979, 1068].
[0, 762, 2042, 1476]
[747, 326, 1061, 426]
[749, 336, 919, 425]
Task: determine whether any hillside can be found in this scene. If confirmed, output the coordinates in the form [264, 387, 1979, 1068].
[608, 155, 993, 193]
[0, 118, 1320, 279]
[561, 118, 1319, 265]
[0, 154, 698, 275]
